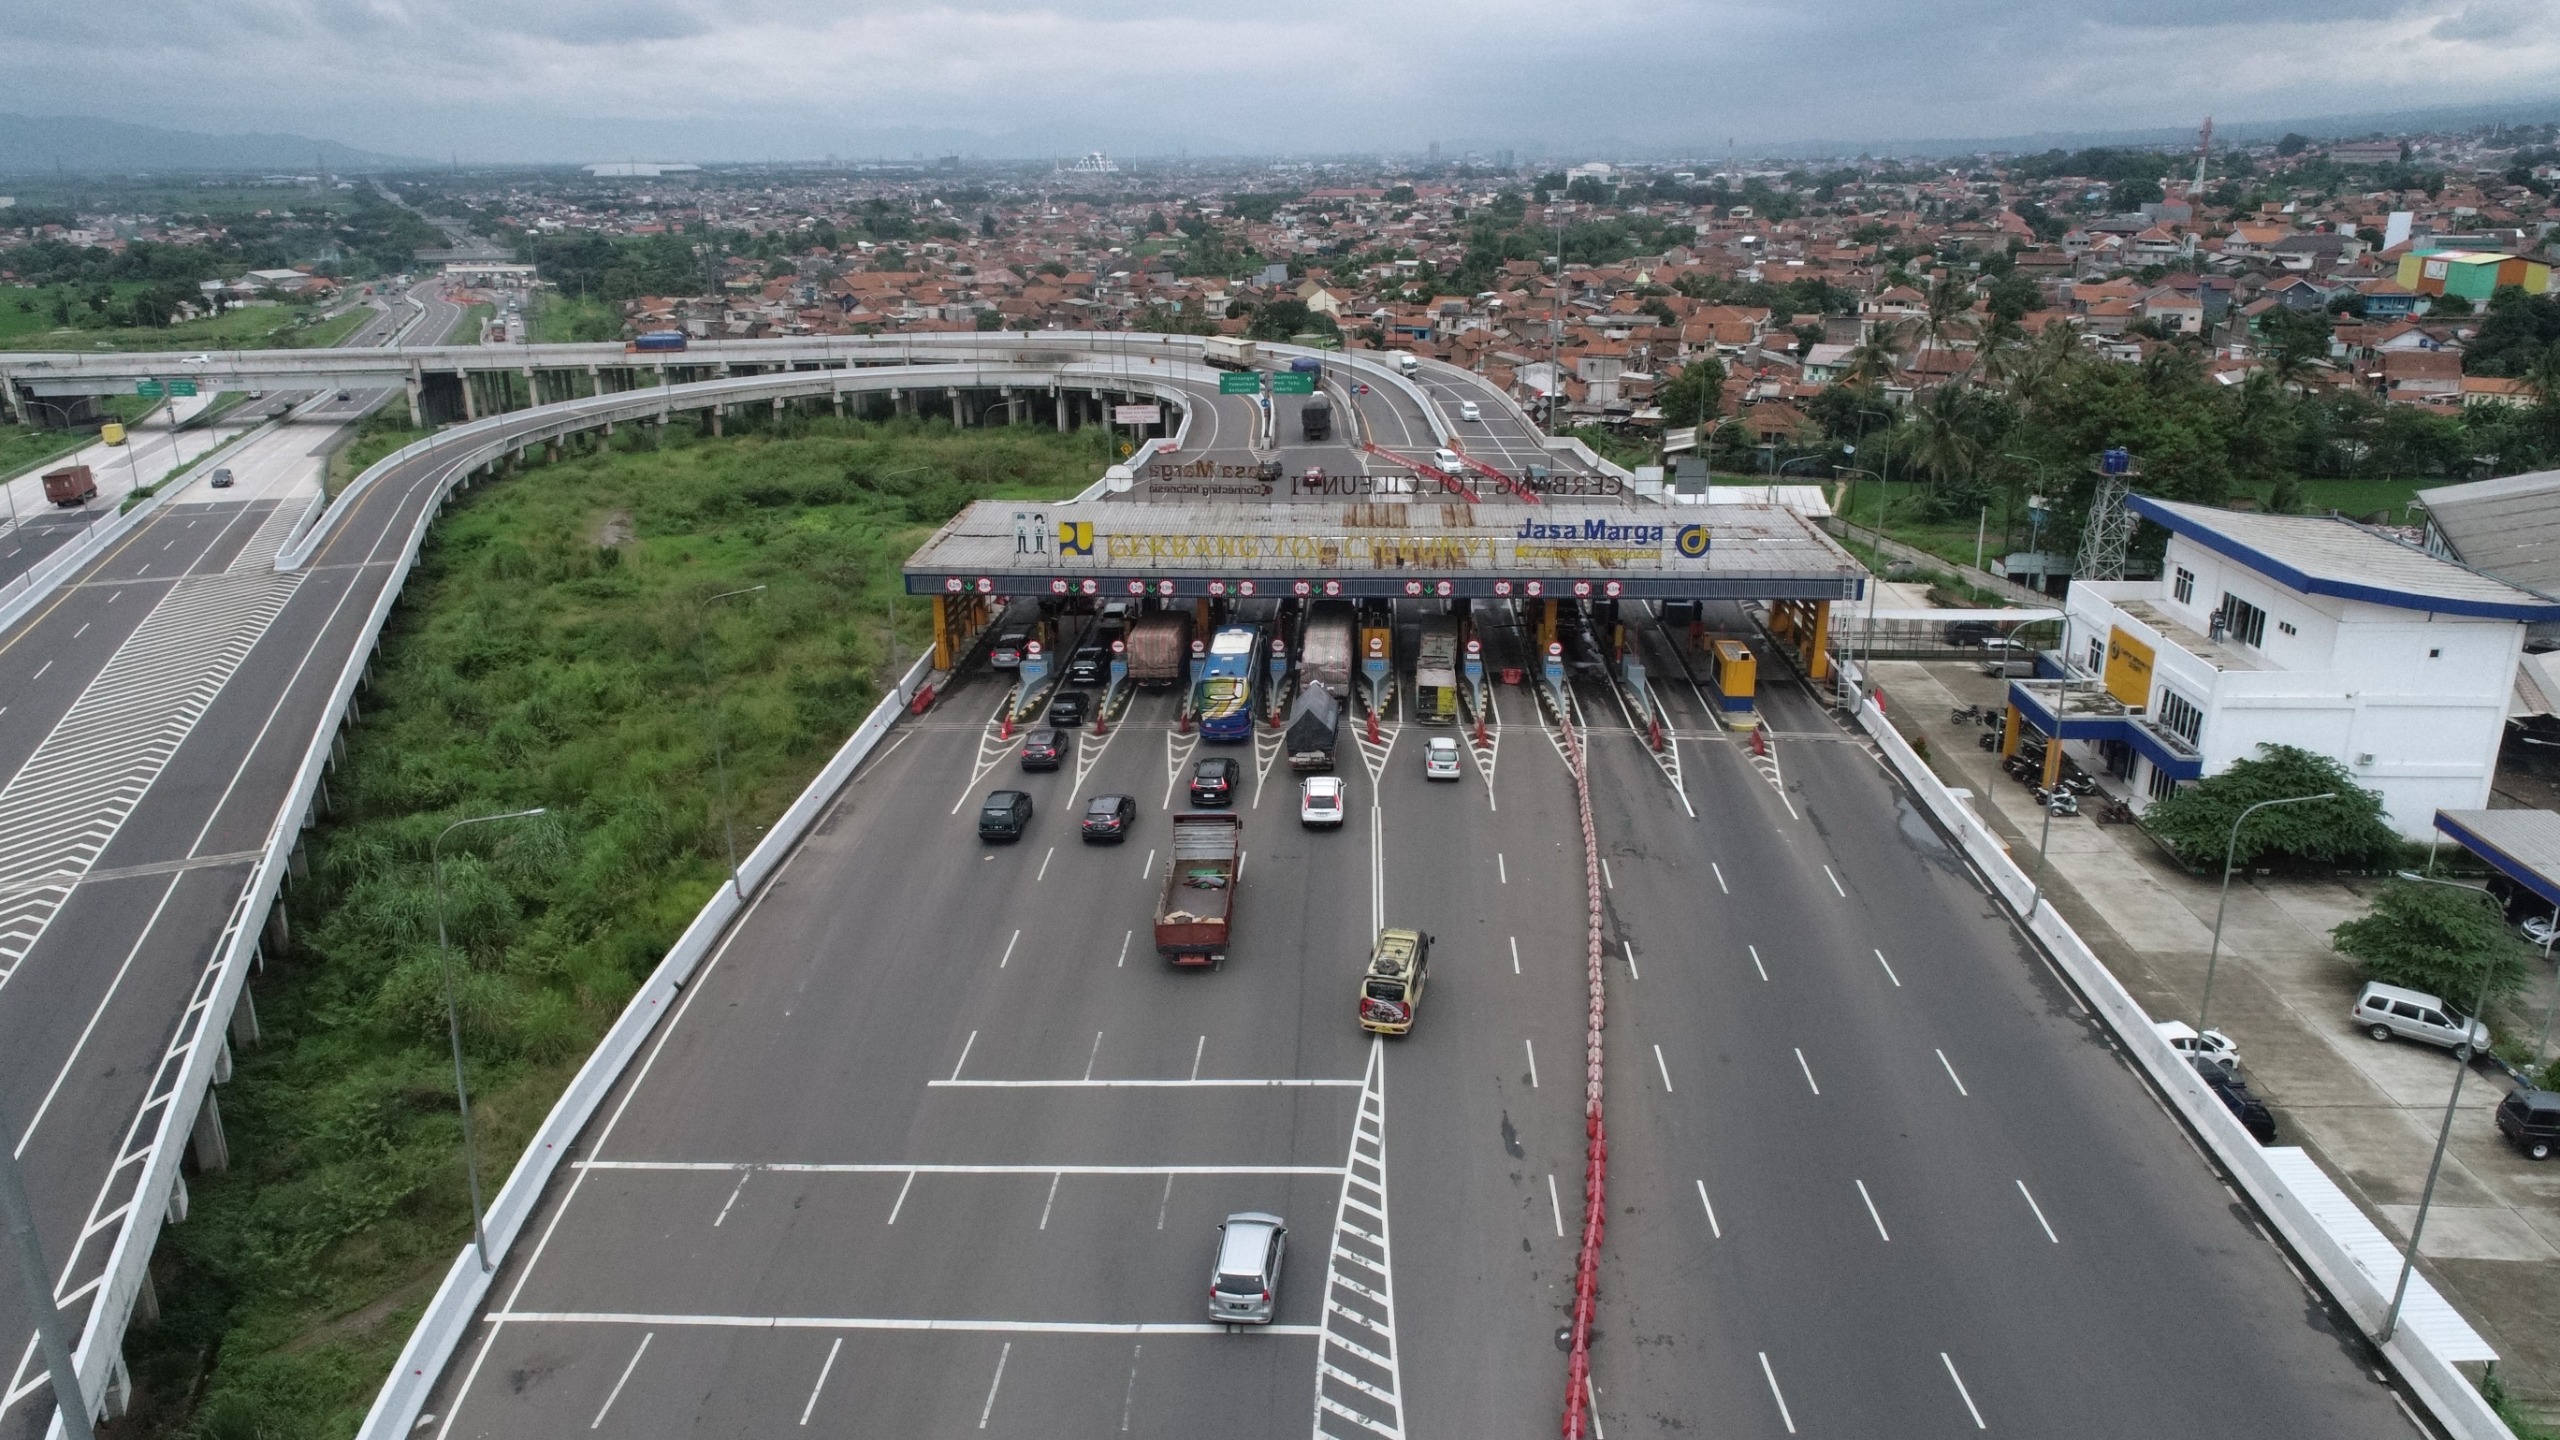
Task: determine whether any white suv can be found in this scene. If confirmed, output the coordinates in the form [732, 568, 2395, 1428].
[2352, 980, 2490, 1058]
[1423, 736, 1463, 780]
[1300, 775, 1346, 829]
[2154, 1020, 2240, 1070]
[1209, 1212, 1286, 1325]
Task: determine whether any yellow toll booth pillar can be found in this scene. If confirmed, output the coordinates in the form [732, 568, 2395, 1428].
[2001, 706, 2023, 759]
[1537, 599, 1558, 655]
[2042, 737, 2066, 789]
[1806, 600, 1831, 682]
[932, 595, 955, 671]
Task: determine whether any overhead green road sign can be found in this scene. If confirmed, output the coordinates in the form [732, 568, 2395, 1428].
[1269, 372, 1316, 395]
[135, 379, 199, 398]
[1217, 371, 1263, 395]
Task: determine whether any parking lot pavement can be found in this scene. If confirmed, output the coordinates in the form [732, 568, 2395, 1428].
[1872, 653, 2560, 1417]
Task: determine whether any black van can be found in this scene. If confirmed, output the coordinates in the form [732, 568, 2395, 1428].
[2496, 1088, 2560, 1161]
[978, 790, 1033, 842]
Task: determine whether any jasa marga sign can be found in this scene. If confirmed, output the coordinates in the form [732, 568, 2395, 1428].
[1513, 516, 1713, 565]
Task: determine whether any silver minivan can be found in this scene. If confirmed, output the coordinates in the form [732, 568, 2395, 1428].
[1208, 1211, 1286, 1324]
[2352, 980, 2490, 1057]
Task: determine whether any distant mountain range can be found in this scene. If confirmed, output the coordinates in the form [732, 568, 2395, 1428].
[0, 113, 428, 176]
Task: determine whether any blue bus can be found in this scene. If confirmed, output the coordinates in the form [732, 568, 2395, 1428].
[1196, 624, 1260, 742]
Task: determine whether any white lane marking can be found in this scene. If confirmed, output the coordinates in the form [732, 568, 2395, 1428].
[1855, 1179, 1891, 1241]
[71, 623, 86, 639]
[1313, 1036, 1403, 1440]
[1142, 847, 1156, 880]
[28, 660, 46, 680]
[1156, 1174, 1175, 1231]
[1600, 857, 1614, 890]
[590, 1331, 653, 1429]
[798, 1337, 843, 1426]
[1794, 1048, 1820, 1095]
[1823, 865, 1846, 897]
[1622, 940, 1640, 981]
[2017, 1179, 2059, 1243]
[887, 1171, 917, 1225]
[712, 1170, 750, 1227]
[930, 1077, 1360, 1089]
[1084, 1031, 1105, 1081]
[107, 592, 120, 604]
[1547, 1174, 1564, 1236]
[1118, 1343, 1143, 1433]
[1497, 852, 1506, 884]
[1524, 1039, 1539, 1088]
[1874, 949, 1901, 987]
[1694, 1180, 1721, 1239]
[1509, 936, 1521, 974]
[1711, 862, 1729, 894]
[1039, 1172, 1063, 1229]
[13, 874, 185, 1155]
[1652, 1044, 1674, 1092]
[495, 1310, 1326, 1337]
[979, 1341, 1012, 1429]
[1941, 1352, 1987, 1430]
[1759, 1353, 1797, 1434]
[1037, 846, 1055, 882]
[998, 929, 1020, 968]
[1937, 1049, 1969, 1096]
[1749, 945, 1768, 982]
[1191, 1035, 1206, 1081]
[1118, 929, 1133, 967]
[1586, 1376, 1606, 1439]
[578, 1160, 1346, 1176]
[951, 1030, 978, 1081]
[1237, 849, 1248, 882]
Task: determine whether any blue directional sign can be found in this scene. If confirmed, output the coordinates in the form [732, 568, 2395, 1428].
[1019, 638, 1048, 695]
[1463, 636, 1483, 684]
[1543, 641, 1565, 687]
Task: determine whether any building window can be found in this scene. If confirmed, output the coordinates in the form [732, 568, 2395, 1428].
[2147, 764, 2183, 802]
[2172, 567, 2195, 604]
[2218, 593, 2267, 648]
[2277, 621, 2296, 637]
[2156, 687, 2204, 746]
[2088, 639, 2105, 673]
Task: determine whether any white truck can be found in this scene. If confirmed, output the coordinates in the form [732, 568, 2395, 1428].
[1203, 337, 1259, 371]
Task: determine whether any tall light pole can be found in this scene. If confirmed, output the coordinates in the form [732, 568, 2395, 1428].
[433, 806, 547, 1272]
[2377, 870, 2503, 1346]
[0, 1095, 94, 1440]
[2197, 792, 2338, 1036]
[1836, 467, 1886, 710]
[700, 585, 768, 900]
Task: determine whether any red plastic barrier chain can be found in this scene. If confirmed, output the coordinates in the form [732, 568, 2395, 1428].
[1559, 713, 1609, 1439]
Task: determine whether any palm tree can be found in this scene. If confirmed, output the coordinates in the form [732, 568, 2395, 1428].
[1904, 384, 1988, 505]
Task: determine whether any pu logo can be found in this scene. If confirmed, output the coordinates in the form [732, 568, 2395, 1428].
[1056, 520, 1095, 556]
[1675, 524, 1712, 558]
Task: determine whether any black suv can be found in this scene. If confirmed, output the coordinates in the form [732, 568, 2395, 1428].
[2192, 1058, 2275, 1144]
[1189, 756, 1241, 806]
[2496, 1088, 2560, 1161]
[978, 790, 1033, 842]
[1020, 729, 1068, 771]
[1047, 691, 1091, 728]
[1065, 644, 1108, 686]
[1080, 794, 1137, 843]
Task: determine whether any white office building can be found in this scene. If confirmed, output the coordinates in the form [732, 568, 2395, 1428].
[2011, 496, 2560, 839]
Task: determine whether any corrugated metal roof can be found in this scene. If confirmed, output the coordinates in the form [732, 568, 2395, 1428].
[2259, 1149, 2496, 1363]
[2434, 808, 2560, 912]
[2414, 468, 2560, 595]
[2135, 496, 2560, 620]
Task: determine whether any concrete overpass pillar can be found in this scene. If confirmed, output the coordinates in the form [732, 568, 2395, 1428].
[0, 375, 23, 427]
[587, 364, 602, 399]
[524, 366, 539, 410]
[833, 388, 846, 420]
[230, 985, 260, 1048]
[1054, 387, 1067, 432]
[950, 389, 964, 426]
[405, 362, 424, 429]
[459, 370, 477, 422]
[710, 405, 724, 438]
[190, 1089, 229, 1173]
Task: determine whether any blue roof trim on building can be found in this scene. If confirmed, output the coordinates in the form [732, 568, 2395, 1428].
[2128, 494, 2560, 622]
[2003, 681, 2204, 781]
[2433, 812, 2560, 913]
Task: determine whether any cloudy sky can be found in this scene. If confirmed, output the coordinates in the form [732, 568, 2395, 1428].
[5, 0, 2559, 162]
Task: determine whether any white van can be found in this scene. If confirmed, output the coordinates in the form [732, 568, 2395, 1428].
[1395, 353, 1420, 376]
[2351, 980, 2490, 1057]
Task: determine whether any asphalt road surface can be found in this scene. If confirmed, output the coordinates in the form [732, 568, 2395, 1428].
[416, 601, 2416, 1439]
[0, 283, 469, 1439]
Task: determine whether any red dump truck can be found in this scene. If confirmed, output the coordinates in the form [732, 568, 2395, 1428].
[42, 466, 97, 507]
[1155, 813, 1241, 967]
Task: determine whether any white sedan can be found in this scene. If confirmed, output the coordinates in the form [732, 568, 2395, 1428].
[2156, 1020, 2241, 1070]
[1300, 775, 1346, 829]
[1459, 401, 1482, 422]
[1423, 736, 1464, 781]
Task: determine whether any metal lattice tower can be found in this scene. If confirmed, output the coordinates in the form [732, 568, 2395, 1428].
[2078, 449, 2138, 582]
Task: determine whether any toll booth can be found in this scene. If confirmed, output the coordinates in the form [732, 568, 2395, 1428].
[1705, 639, 1757, 717]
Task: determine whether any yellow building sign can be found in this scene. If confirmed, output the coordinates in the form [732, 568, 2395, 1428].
[2103, 627, 2155, 708]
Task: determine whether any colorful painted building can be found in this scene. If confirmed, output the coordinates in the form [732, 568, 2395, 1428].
[2396, 248, 2555, 303]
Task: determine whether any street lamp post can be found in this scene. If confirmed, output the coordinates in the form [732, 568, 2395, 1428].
[433, 806, 547, 1272]
[2377, 870, 2505, 1346]
[0, 1095, 95, 1440]
[2196, 793, 2339, 1037]
[1836, 467, 1887, 709]
[700, 585, 768, 900]
[2022, 675, 2107, 919]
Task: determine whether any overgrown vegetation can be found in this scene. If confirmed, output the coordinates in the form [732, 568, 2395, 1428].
[121, 415, 1106, 1438]
[2140, 744, 2398, 870]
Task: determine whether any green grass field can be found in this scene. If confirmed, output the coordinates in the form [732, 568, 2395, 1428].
[0, 396, 165, 484]
[116, 415, 1111, 1439]
[529, 293, 623, 344]
[0, 287, 371, 352]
